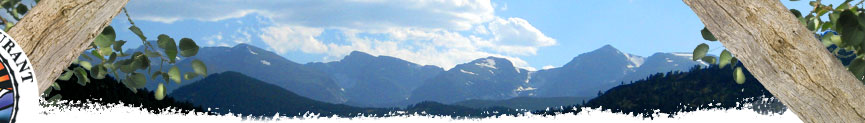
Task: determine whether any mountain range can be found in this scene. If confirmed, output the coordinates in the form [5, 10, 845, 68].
[529, 45, 644, 98]
[534, 65, 785, 118]
[126, 43, 704, 108]
[409, 57, 531, 104]
[170, 71, 521, 117]
[305, 51, 443, 107]
[170, 71, 380, 116]
[122, 43, 345, 103]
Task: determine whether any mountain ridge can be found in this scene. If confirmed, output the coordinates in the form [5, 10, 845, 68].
[127, 43, 703, 107]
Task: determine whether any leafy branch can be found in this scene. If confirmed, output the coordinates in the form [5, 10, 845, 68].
[694, 0, 865, 85]
[52, 7, 208, 101]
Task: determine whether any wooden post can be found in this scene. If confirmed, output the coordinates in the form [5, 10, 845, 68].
[683, 0, 865, 122]
[7, 0, 129, 94]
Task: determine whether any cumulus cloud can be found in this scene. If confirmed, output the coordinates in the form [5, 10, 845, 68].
[259, 25, 329, 54]
[124, 0, 495, 31]
[127, 0, 553, 70]
[319, 31, 536, 70]
[203, 32, 225, 46]
[488, 17, 556, 47]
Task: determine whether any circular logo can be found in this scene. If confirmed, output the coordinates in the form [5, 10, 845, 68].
[0, 53, 17, 123]
[0, 30, 38, 123]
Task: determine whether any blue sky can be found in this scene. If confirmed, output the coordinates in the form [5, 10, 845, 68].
[107, 0, 830, 70]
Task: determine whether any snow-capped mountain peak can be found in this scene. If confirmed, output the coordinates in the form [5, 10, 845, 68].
[623, 53, 646, 69]
[475, 58, 498, 69]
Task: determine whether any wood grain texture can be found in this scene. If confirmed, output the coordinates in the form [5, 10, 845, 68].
[683, 0, 865, 122]
[6, 0, 128, 94]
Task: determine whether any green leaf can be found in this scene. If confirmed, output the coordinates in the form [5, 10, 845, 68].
[837, 10, 865, 47]
[47, 94, 62, 102]
[79, 61, 92, 70]
[821, 20, 833, 31]
[809, 16, 820, 31]
[858, 11, 865, 29]
[831, 34, 842, 46]
[734, 67, 746, 84]
[90, 65, 108, 79]
[191, 59, 207, 76]
[4, 22, 12, 32]
[117, 59, 136, 73]
[822, 36, 835, 47]
[790, 9, 802, 18]
[183, 72, 198, 80]
[145, 50, 162, 58]
[51, 82, 61, 91]
[822, 33, 838, 47]
[113, 40, 126, 52]
[57, 71, 74, 81]
[98, 48, 113, 59]
[129, 26, 147, 41]
[73, 67, 89, 86]
[831, 12, 841, 25]
[103, 63, 114, 72]
[43, 88, 51, 96]
[848, 57, 865, 80]
[179, 38, 199, 57]
[1, 0, 15, 9]
[14, 4, 26, 16]
[155, 83, 165, 100]
[719, 50, 733, 68]
[693, 43, 710, 61]
[161, 73, 170, 84]
[168, 66, 181, 84]
[731, 57, 739, 67]
[131, 52, 150, 70]
[124, 72, 147, 89]
[701, 56, 717, 64]
[805, 14, 817, 31]
[837, 1, 851, 11]
[151, 71, 163, 79]
[90, 50, 103, 61]
[7, 7, 17, 20]
[700, 27, 717, 41]
[157, 34, 170, 48]
[157, 34, 178, 63]
[107, 52, 117, 63]
[817, 6, 830, 16]
[94, 26, 115, 48]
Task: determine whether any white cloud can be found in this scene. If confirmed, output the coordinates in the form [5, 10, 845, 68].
[203, 32, 224, 46]
[259, 25, 329, 54]
[488, 17, 556, 47]
[308, 27, 538, 70]
[232, 27, 254, 44]
[125, 0, 494, 31]
[474, 25, 489, 35]
[127, 0, 553, 71]
[495, 2, 508, 11]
